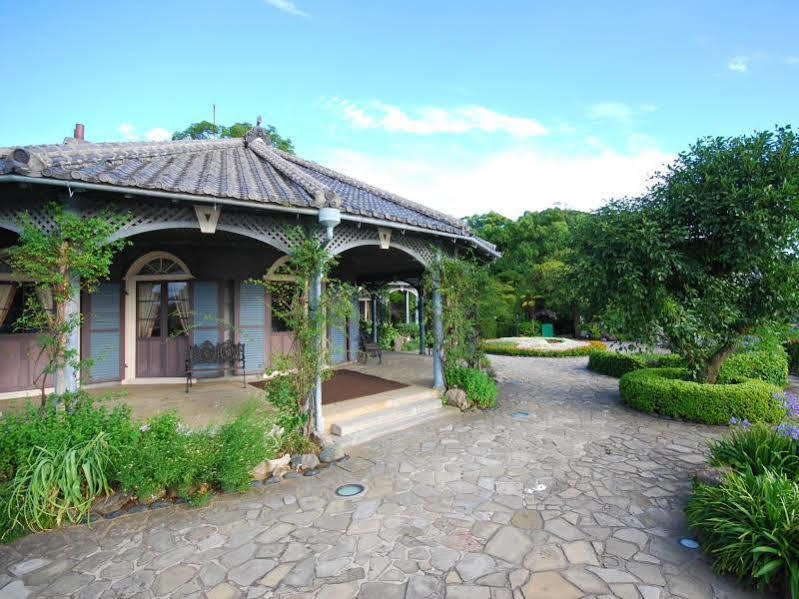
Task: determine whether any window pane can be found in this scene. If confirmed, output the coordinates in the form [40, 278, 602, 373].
[167, 282, 189, 337]
[137, 283, 161, 338]
[271, 282, 295, 332]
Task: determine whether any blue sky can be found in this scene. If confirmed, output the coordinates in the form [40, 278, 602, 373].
[1, 0, 797, 218]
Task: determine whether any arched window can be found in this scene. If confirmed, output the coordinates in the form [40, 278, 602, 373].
[265, 256, 297, 333]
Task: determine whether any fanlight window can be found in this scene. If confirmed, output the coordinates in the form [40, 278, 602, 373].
[139, 257, 187, 276]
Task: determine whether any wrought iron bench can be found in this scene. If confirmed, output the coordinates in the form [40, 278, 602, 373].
[357, 333, 382, 364]
[185, 340, 246, 393]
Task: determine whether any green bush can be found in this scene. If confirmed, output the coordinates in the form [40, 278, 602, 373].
[0, 393, 137, 483]
[0, 392, 278, 540]
[483, 339, 607, 357]
[619, 368, 785, 425]
[719, 349, 789, 386]
[518, 320, 542, 336]
[5, 432, 113, 537]
[685, 470, 799, 597]
[709, 422, 799, 480]
[444, 365, 498, 408]
[588, 350, 685, 378]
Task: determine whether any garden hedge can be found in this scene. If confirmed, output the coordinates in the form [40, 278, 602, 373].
[587, 350, 684, 378]
[482, 339, 606, 357]
[717, 349, 789, 386]
[619, 367, 785, 425]
[444, 365, 498, 408]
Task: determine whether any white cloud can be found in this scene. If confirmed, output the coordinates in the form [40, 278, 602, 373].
[318, 143, 673, 219]
[588, 102, 635, 122]
[144, 128, 172, 142]
[264, 0, 308, 17]
[728, 56, 749, 72]
[117, 123, 137, 140]
[786, 56, 799, 65]
[325, 98, 548, 138]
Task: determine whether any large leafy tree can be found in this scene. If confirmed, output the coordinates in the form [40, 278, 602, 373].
[466, 208, 588, 334]
[575, 126, 799, 382]
[172, 120, 295, 153]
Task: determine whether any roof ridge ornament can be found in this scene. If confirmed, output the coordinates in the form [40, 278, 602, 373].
[243, 115, 273, 147]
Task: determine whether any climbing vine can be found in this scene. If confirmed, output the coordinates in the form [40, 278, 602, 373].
[257, 227, 356, 440]
[425, 253, 485, 370]
[6, 203, 128, 406]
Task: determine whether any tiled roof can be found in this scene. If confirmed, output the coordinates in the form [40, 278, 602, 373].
[0, 129, 492, 247]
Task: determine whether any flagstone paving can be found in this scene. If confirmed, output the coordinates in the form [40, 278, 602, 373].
[0, 356, 766, 598]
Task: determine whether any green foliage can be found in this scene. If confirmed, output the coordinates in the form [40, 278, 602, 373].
[709, 423, 799, 480]
[6, 203, 128, 402]
[718, 349, 789, 386]
[786, 339, 799, 375]
[444, 365, 498, 409]
[0, 392, 135, 483]
[4, 431, 112, 536]
[428, 254, 485, 369]
[378, 322, 398, 350]
[482, 339, 607, 357]
[115, 403, 277, 499]
[588, 350, 685, 378]
[0, 392, 277, 540]
[619, 368, 785, 425]
[466, 208, 588, 336]
[171, 120, 295, 153]
[685, 470, 799, 597]
[574, 127, 799, 383]
[258, 228, 355, 437]
[518, 320, 542, 336]
[395, 323, 419, 340]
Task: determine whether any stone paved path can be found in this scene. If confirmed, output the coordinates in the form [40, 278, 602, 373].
[0, 356, 765, 599]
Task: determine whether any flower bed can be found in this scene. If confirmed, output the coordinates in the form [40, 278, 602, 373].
[685, 394, 799, 597]
[482, 337, 606, 357]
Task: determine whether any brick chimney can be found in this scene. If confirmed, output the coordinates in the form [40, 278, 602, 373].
[73, 123, 85, 140]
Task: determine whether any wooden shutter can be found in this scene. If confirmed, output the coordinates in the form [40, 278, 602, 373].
[85, 283, 121, 383]
[238, 282, 266, 374]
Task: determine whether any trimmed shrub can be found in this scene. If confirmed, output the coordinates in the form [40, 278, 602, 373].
[685, 470, 799, 597]
[619, 368, 785, 425]
[588, 351, 685, 378]
[444, 365, 498, 408]
[518, 320, 542, 337]
[709, 422, 799, 480]
[483, 339, 606, 357]
[719, 349, 789, 386]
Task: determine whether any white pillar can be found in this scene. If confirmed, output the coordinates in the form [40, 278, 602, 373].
[310, 269, 324, 435]
[405, 289, 410, 323]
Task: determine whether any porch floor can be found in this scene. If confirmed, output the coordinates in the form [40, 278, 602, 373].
[0, 352, 436, 430]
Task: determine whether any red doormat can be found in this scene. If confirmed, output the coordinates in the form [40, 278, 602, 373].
[250, 369, 408, 404]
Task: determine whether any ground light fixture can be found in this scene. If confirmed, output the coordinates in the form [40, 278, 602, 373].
[511, 410, 529, 418]
[335, 483, 365, 497]
[679, 538, 700, 549]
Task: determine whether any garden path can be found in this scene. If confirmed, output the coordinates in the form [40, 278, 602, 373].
[0, 356, 764, 599]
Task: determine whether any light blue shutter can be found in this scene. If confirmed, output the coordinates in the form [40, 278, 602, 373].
[87, 283, 120, 382]
[193, 282, 220, 376]
[239, 282, 266, 374]
[348, 296, 359, 361]
[329, 316, 347, 364]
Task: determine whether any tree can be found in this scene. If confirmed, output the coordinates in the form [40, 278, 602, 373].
[7, 203, 128, 404]
[171, 120, 295, 153]
[466, 208, 588, 335]
[574, 126, 799, 382]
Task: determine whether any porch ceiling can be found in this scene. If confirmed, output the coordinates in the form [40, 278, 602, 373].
[330, 246, 425, 286]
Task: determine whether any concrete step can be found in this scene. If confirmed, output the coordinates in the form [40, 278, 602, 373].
[329, 394, 444, 437]
[323, 385, 441, 424]
[334, 405, 456, 447]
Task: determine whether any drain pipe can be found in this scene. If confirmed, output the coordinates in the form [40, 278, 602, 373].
[312, 207, 341, 435]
